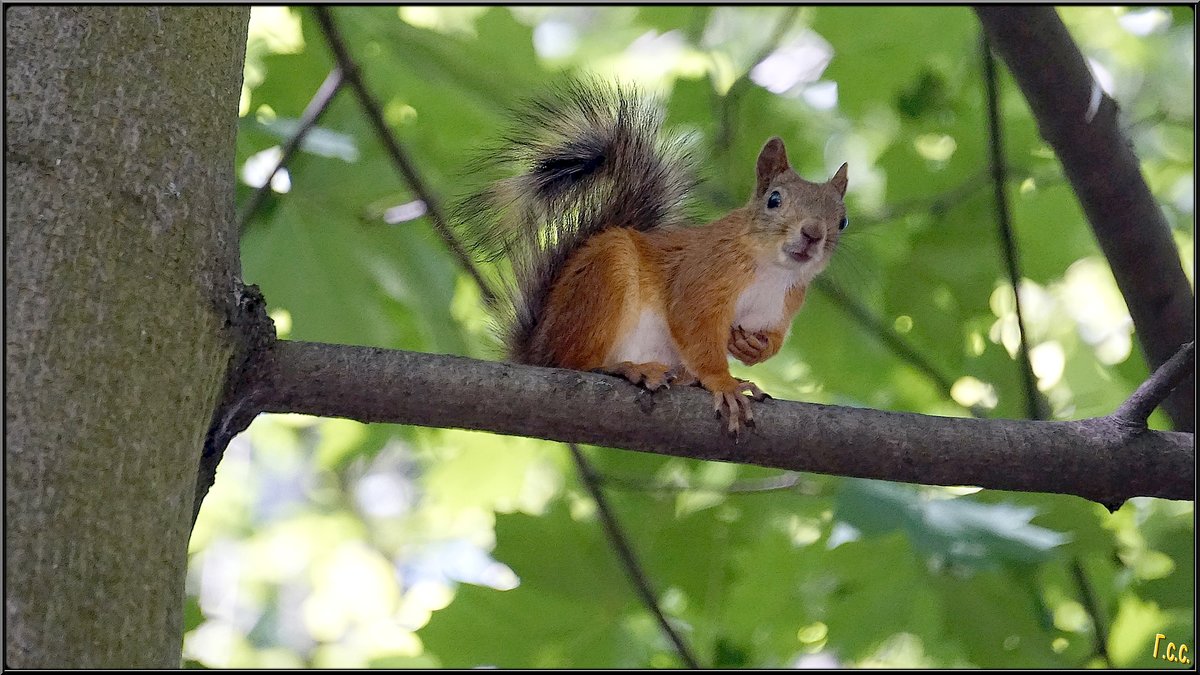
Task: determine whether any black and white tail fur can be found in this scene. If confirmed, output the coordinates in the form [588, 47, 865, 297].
[457, 79, 698, 364]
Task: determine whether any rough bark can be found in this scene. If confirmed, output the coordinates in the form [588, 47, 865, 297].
[5, 6, 249, 668]
[976, 7, 1196, 432]
[248, 341, 1193, 506]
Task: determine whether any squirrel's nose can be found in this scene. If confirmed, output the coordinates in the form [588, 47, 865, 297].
[800, 222, 824, 244]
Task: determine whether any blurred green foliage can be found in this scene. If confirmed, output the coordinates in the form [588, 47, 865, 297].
[187, 6, 1193, 668]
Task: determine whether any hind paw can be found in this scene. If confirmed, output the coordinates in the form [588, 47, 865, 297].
[605, 361, 675, 391]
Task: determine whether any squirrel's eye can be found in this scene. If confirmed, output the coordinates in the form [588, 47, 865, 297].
[838, 216, 848, 231]
[767, 190, 782, 209]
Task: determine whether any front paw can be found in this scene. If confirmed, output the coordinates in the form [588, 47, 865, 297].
[728, 326, 770, 365]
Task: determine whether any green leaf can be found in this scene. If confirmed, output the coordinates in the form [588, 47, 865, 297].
[836, 479, 1070, 568]
[417, 503, 635, 667]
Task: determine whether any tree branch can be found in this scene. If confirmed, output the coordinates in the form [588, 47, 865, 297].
[853, 169, 990, 230]
[813, 278, 989, 419]
[975, 7, 1195, 432]
[250, 340, 1193, 507]
[238, 67, 345, 233]
[981, 33, 1047, 421]
[713, 7, 801, 155]
[310, 12, 688, 662]
[1070, 558, 1111, 668]
[311, 6, 497, 306]
[567, 444, 701, 668]
[1113, 341, 1195, 427]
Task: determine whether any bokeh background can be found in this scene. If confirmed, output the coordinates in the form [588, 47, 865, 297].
[185, 6, 1194, 668]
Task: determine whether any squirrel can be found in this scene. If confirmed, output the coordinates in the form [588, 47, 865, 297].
[460, 80, 848, 436]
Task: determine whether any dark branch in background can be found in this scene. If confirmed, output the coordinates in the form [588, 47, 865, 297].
[813, 277, 989, 419]
[684, 6, 711, 46]
[976, 7, 1195, 432]
[237, 67, 345, 233]
[309, 8, 694, 666]
[254, 340, 1194, 508]
[1114, 341, 1195, 426]
[312, 6, 497, 307]
[1071, 558, 1112, 668]
[713, 7, 801, 156]
[852, 170, 990, 230]
[568, 444, 702, 669]
[981, 33, 1047, 421]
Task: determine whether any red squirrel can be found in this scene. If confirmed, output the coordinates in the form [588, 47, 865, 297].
[461, 81, 848, 435]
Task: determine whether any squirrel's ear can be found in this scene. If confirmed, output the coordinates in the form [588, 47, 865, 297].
[755, 137, 791, 197]
[829, 162, 848, 197]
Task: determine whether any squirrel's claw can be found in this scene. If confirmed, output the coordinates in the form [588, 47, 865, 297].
[712, 387, 758, 438]
[606, 361, 674, 391]
[735, 378, 770, 401]
[666, 365, 700, 388]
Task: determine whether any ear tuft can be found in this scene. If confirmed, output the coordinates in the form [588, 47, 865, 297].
[830, 162, 848, 197]
[755, 137, 791, 197]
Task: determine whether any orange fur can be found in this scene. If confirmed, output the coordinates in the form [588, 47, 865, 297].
[531, 212, 763, 387]
[528, 138, 846, 434]
[474, 98, 849, 435]
[663, 211, 757, 393]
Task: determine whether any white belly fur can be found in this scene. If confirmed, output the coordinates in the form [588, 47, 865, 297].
[606, 263, 804, 366]
[734, 263, 804, 332]
[606, 307, 682, 366]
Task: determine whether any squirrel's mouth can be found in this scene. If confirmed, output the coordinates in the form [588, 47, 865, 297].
[783, 239, 821, 264]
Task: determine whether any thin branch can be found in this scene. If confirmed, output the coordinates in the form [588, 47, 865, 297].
[568, 444, 702, 669]
[684, 6, 710, 45]
[253, 340, 1194, 506]
[311, 12, 682, 663]
[600, 471, 814, 496]
[813, 277, 989, 419]
[749, 7, 802, 75]
[853, 169, 990, 230]
[976, 7, 1195, 432]
[238, 67, 345, 233]
[713, 7, 801, 154]
[982, 34, 1046, 421]
[1113, 341, 1195, 427]
[312, 6, 498, 306]
[1070, 558, 1112, 668]
[1121, 110, 1194, 135]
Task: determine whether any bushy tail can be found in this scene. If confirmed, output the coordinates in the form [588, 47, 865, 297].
[457, 79, 697, 364]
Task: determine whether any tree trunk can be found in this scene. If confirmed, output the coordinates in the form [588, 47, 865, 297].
[5, 7, 249, 668]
